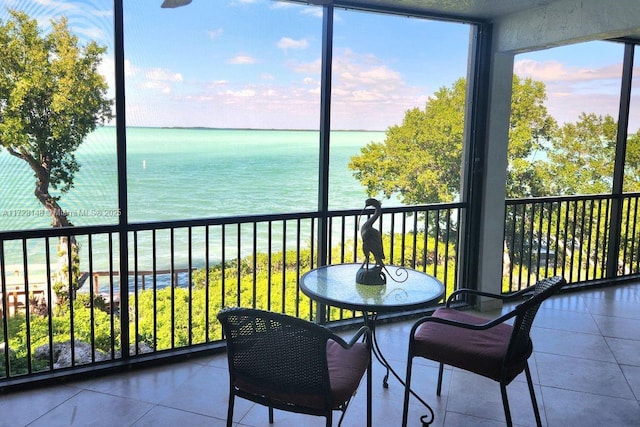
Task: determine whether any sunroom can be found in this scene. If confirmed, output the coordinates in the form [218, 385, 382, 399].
[1, 1, 640, 425]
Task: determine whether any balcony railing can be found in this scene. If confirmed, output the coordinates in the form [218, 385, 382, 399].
[504, 193, 640, 291]
[0, 203, 462, 385]
[3, 194, 639, 387]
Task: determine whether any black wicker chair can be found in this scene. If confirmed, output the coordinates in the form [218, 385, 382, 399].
[401, 275, 566, 427]
[217, 307, 372, 427]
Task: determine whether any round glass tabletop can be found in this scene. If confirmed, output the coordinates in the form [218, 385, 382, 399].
[300, 263, 444, 313]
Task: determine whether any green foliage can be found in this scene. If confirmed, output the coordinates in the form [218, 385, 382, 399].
[133, 286, 224, 350]
[2, 233, 456, 372]
[625, 132, 640, 191]
[0, 9, 112, 194]
[0, 299, 118, 376]
[506, 76, 558, 198]
[544, 113, 617, 195]
[349, 76, 557, 203]
[52, 238, 83, 306]
[350, 78, 466, 204]
[350, 72, 640, 287]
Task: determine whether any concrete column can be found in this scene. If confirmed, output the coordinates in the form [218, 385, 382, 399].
[476, 51, 514, 310]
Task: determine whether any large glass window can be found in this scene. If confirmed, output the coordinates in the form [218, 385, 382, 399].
[332, 9, 471, 209]
[123, 1, 322, 221]
[513, 41, 624, 196]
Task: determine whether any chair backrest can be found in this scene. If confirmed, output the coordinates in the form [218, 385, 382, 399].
[217, 307, 335, 398]
[505, 276, 566, 363]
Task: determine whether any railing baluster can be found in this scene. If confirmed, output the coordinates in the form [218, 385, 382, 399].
[87, 234, 95, 362]
[108, 233, 115, 359]
[45, 237, 54, 369]
[205, 225, 210, 341]
[133, 231, 139, 355]
[170, 228, 175, 349]
[151, 230, 158, 351]
[632, 196, 640, 273]
[252, 222, 258, 309]
[585, 200, 595, 281]
[188, 227, 193, 346]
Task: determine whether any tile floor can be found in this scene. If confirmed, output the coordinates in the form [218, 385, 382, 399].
[2, 283, 640, 426]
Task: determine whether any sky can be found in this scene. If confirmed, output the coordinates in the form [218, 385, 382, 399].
[2, 0, 639, 131]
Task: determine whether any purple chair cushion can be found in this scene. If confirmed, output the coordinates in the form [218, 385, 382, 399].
[235, 340, 369, 410]
[413, 308, 530, 383]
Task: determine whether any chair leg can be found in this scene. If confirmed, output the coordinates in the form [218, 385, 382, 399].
[367, 353, 372, 427]
[401, 355, 414, 427]
[268, 406, 274, 423]
[525, 363, 543, 427]
[500, 383, 513, 427]
[436, 362, 444, 396]
[226, 393, 235, 427]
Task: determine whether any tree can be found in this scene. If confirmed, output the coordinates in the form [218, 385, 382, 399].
[506, 76, 557, 198]
[349, 78, 466, 204]
[0, 10, 113, 302]
[540, 114, 640, 274]
[349, 76, 557, 204]
[625, 131, 640, 192]
[543, 113, 617, 195]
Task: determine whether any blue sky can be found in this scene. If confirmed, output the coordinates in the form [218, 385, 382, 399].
[3, 0, 639, 130]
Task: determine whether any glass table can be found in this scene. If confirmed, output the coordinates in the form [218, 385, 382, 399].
[301, 263, 444, 425]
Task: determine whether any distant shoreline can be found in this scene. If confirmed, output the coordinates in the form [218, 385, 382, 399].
[99, 125, 384, 133]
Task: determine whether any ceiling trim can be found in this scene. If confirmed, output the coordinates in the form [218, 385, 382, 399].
[283, 0, 487, 24]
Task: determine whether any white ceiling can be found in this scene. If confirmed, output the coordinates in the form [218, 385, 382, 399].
[296, 0, 640, 44]
[301, 0, 556, 22]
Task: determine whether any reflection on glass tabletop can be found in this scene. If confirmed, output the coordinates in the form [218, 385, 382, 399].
[301, 263, 444, 312]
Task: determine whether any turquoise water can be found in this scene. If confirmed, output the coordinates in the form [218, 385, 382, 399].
[0, 127, 393, 286]
[0, 127, 388, 229]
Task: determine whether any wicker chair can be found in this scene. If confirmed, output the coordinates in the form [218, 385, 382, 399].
[217, 307, 372, 427]
[401, 275, 566, 427]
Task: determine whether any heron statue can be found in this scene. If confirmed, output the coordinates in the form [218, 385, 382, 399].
[357, 198, 387, 285]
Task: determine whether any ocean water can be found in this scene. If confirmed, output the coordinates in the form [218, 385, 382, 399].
[0, 127, 393, 286]
[0, 127, 388, 228]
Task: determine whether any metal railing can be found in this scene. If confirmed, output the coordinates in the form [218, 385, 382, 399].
[0, 203, 462, 385]
[504, 193, 640, 291]
[4, 193, 640, 387]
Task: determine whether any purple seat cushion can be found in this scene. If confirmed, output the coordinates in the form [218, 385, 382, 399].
[413, 308, 530, 383]
[235, 340, 369, 410]
[327, 340, 369, 407]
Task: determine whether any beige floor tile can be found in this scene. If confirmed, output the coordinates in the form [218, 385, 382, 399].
[3, 283, 640, 427]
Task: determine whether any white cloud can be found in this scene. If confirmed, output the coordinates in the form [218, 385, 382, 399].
[225, 89, 257, 97]
[277, 37, 309, 51]
[514, 59, 622, 82]
[228, 55, 257, 65]
[514, 58, 631, 126]
[125, 47, 423, 130]
[138, 68, 184, 94]
[146, 68, 183, 83]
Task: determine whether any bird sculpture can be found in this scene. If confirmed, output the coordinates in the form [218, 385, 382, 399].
[357, 198, 387, 285]
[361, 198, 385, 268]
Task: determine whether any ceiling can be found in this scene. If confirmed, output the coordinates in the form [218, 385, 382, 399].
[295, 0, 640, 43]
[300, 0, 556, 22]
